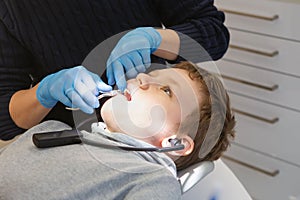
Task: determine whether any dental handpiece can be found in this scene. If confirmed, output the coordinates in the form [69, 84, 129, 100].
[65, 90, 121, 111]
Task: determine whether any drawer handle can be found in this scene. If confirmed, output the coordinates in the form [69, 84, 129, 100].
[230, 44, 279, 57]
[220, 8, 279, 21]
[222, 155, 280, 177]
[221, 74, 279, 91]
[232, 108, 279, 124]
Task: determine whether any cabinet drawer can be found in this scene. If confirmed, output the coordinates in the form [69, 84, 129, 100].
[227, 93, 300, 166]
[223, 144, 300, 200]
[215, 0, 300, 41]
[211, 60, 300, 111]
[224, 29, 300, 76]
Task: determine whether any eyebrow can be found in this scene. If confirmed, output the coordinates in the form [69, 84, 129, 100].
[150, 70, 180, 89]
[169, 77, 180, 88]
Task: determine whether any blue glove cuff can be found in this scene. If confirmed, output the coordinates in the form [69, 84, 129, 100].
[36, 75, 58, 108]
[135, 27, 162, 53]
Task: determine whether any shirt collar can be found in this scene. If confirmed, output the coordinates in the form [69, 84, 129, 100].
[86, 122, 177, 177]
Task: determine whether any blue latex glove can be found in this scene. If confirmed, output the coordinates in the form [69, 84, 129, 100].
[36, 66, 112, 114]
[106, 27, 162, 91]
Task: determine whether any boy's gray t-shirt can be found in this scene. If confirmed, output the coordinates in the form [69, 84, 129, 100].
[0, 121, 181, 200]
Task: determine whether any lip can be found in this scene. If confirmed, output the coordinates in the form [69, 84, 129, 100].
[124, 89, 132, 101]
[125, 82, 139, 101]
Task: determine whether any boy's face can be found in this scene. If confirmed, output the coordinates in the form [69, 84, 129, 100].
[101, 68, 201, 147]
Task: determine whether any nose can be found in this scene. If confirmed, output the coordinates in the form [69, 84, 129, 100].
[136, 73, 153, 90]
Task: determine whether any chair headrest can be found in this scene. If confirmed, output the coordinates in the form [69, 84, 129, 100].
[177, 161, 215, 193]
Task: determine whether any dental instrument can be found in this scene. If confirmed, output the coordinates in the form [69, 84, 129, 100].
[65, 90, 121, 111]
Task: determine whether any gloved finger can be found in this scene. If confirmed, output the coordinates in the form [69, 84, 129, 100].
[53, 88, 73, 108]
[78, 70, 99, 96]
[106, 58, 116, 86]
[128, 52, 146, 74]
[60, 74, 96, 113]
[54, 74, 74, 107]
[139, 48, 151, 68]
[112, 60, 127, 92]
[89, 72, 112, 93]
[65, 88, 94, 114]
[74, 80, 99, 109]
[121, 55, 138, 78]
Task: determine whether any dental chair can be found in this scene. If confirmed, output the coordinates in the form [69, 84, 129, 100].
[178, 159, 252, 200]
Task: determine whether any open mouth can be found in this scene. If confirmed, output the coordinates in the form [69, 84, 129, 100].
[124, 89, 132, 101]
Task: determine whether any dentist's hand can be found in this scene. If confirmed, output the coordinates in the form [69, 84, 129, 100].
[36, 66, 112, 114]
[106, 27, 162, 91]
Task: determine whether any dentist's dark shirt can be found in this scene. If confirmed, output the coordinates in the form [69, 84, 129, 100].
[0, 0, 229, 140]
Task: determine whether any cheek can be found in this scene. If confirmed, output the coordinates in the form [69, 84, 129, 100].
[133, 91, 182, 122]
[125, 94, 170, 137]
[127, 97, 160, 127]
[168, 106, 181, 122]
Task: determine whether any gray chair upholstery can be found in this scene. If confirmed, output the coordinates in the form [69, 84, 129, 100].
[178, 161, 215, 193]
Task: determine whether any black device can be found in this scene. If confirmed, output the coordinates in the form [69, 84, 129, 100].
[32, 129, 83, 148]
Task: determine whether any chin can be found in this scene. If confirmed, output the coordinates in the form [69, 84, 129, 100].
[100, 95, 128, 133]
[100, 99, 115, 129]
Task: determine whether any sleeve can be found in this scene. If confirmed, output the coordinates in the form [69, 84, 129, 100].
[154, 0, 230, 62]
[124, 169, 182, 200]
[0, 3, 35, 140]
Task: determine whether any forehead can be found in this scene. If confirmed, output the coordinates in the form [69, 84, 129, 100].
[150, 67, 202, 106]
[149, 68, 199, 90]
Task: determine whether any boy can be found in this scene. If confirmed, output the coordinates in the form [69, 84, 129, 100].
[0, 61, 235, 199]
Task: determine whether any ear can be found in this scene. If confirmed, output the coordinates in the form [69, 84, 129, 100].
[161, 135, 194, 156]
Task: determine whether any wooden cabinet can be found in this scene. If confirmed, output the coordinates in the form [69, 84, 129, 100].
[225, 29, 300, 76]
[201, 0, 300, 199]
[216, 0, 300, 41]
[213, 59, 300, 112]
[224, 142, 300, 200]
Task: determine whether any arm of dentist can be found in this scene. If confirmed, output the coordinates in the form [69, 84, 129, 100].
[9, 66, 111, 129]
